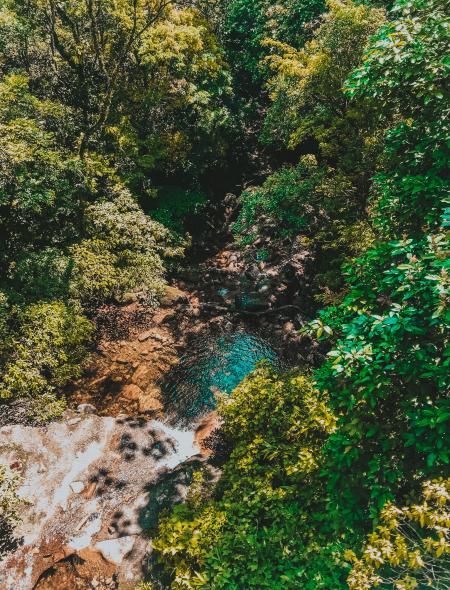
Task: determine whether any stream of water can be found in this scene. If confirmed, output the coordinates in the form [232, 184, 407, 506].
[161, 331, 279, 427]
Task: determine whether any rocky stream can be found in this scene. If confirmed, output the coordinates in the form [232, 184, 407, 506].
[0, 212, 318, 590]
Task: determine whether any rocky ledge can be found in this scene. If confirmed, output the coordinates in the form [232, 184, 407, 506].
[0, 411, 216, 590]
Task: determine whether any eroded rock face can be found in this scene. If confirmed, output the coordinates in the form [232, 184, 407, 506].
[0, 413, 203, 590]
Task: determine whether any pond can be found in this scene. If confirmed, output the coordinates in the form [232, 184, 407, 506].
[161, 331, 279, 427]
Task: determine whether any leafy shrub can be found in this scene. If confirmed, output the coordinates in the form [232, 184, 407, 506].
[234, 156, 325, 238]
[263, 0, 385, 168]
[314, 231, 450, 525]
[310, 0, 450, 527]
[69, 240, 120, 306]
[0, 464, 21, 527]
[347, 478, 450, 590]
[152, 365, 341, 590]
[6, 248, 72, 304]
[221, 0, 326, 85]
[346, 0, 449, 236]
[0, 301, 93, 416]
[69, 187, 172, 306]
[234, 155, 358, 242]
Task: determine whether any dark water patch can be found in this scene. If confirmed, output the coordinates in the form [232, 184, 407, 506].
[160, 331, 280, 428]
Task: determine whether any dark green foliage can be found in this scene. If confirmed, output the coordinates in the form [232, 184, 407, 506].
[315, 233, 449, 524]
[346, 0, 450, 236]
[312, 0, 450, 527]
[149, 187, 207, 235]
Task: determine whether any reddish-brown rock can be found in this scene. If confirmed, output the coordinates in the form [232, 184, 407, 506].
[121, 384, 143, 401]
[131, 364, 161, 389]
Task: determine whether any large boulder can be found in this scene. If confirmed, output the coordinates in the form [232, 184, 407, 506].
[160, 285, 188, 307]
[0, 414, 199, 590]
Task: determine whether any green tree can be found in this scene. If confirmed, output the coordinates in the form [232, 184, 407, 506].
[314, 232, 449, 524]
[0, 74, 86, 275]
[313, 0, 450, 525]
[0, 300, 93, 417]
[232, 0, 386, 296]
[1, 0, 171, 155]
[346, 0, 449, 236]
[69, 186, 174, 305]
[0, 0, 234, 180]
[263, 0, 385, 168]
[219, 0, 326, 86]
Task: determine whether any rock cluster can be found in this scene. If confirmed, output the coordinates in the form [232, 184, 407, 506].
[0, 413, 208, 590]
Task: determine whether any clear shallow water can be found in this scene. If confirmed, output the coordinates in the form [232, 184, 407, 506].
[161, 332, 279, 427]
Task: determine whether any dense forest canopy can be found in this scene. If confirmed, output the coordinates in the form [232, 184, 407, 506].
[0, 0, 448, 588]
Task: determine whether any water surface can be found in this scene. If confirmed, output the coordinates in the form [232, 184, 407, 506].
[161, 331, 279, 427]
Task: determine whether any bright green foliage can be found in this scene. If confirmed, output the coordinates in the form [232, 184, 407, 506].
[263, 0, 385, 166]
[125, 6, 234, 180]
[347, 478, 450, 590]
[0, 1, 234, 177]
[0, 301, 93, 396]
[311, 0, 450, 526]
[0, 464, 22, 526]
[0, 0, 177, 154]
[234, 155, 372, 257]
[219, 0, 326, 85]
[0, 74, 85, 274]
[346, 0, 450, 236]
[153, 365, 342, 590]
[0, 301, 93, 414]
[70, 187, 171, 306]
[218, 365, 335, 485]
